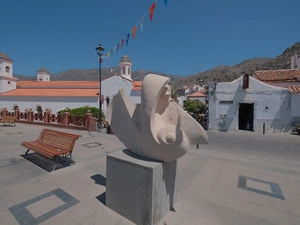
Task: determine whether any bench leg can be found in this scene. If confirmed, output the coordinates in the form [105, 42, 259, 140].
[51, 156, 59, 172]
[69, 153, 76, 165]
[25, 149, 30, 156]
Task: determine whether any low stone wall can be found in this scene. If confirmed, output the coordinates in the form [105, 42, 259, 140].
[0, 108, 97, 131]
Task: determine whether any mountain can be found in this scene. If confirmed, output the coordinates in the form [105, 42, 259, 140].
[14, 42, 300, 88]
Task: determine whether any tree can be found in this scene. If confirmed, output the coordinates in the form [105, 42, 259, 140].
[60, 106, 105, 120]
[184, 100, 206, 115]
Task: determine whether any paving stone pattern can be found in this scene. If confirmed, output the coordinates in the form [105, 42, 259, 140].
[0, 124, 300, 225]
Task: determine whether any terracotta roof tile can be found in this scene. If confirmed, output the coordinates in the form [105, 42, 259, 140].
[288, 85, 300, 93]
[187, 92, 207, 97]
[0, 89, 98, 97]
[17, 81, 99, 89]
[132, 81, 142, 90]
[254, 69, 300, 82]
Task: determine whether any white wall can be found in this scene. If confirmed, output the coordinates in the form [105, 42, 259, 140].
[291, 94, 300, 117]
[0, 78, 17, 94]
[0, 61, 13, 78]
[0, 96, 98, 114]
[208, 76, 293, 133]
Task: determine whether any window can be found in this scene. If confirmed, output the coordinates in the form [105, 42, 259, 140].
[5, 66, 10, 73]
[106, 97, 110, 106]
[220, 100, 233, 104]
[8, 81, 11, 85]
[122, 67, 125, 74]
[128, 67, 130, 74]
[36, 106, 43, 114]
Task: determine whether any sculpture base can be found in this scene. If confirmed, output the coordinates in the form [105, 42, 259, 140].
[106, 149, 177, 225]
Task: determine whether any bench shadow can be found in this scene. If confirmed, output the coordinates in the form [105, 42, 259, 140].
[21, 153, 74, 172]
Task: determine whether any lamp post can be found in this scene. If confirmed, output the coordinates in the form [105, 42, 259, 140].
[95, 44, 105, 130]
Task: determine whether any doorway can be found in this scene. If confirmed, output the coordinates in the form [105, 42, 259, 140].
[239, 103, 254, 131]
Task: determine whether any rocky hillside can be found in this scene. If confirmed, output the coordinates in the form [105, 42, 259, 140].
[14, 42, 300, 88]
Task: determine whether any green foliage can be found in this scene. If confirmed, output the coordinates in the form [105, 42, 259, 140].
[60, 106, 105, 120]
[184, 100, 206, 115]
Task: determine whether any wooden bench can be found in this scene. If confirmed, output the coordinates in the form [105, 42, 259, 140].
[0, 116, 17, 126]
[21, 128, 81, 171]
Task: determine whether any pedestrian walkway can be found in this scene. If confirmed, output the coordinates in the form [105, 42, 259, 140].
[0, 124, 299, 224]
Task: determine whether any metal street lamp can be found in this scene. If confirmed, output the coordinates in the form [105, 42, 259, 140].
[95, 44, 105, 130]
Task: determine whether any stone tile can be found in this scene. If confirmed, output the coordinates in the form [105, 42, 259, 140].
[177, 154, 197, 171]
[215, 172, 239, 188]
[247, 179, 272, 192]
[189, 174, 215, 189]
[40, 202, 95, 225]
[205, 203, 261, 225]
[158, 205, 199, 225]
[177, 191, 212, 217]
[223, 195, 294, 225]
[2, 181, 58, 208]
[81, 208, 134, 225]
[26, 195, 65, 218]
[284, 193, 300, 217]
[178, 215, 220, 225]
[292, 215, 300, 225]
[195, 188, 227, 207]
[212, 181, 277, 211]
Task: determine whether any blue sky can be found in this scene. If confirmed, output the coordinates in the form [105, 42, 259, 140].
[1, 0, 299, 76]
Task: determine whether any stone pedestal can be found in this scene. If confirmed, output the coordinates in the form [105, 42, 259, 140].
[106, 149, 177, 225]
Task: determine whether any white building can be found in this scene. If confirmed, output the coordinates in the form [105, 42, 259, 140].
[291, 52, 300, 69]
[208, 71, 300, 133]
[0, 53, 141, 117]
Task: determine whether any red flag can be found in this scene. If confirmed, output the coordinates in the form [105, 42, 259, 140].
[121, 39, 124, 48]
[132, 26, 137, 39]
[149, 2, 156, 21]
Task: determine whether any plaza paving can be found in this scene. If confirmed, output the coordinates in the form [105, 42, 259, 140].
[0, 123, 300, 225]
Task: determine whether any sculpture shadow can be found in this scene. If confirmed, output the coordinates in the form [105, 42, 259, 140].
[122, 149, 162, 163]
[90, 174, 106, 186]
[96, 192, 106, 205]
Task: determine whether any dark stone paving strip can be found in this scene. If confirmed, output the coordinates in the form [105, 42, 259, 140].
[9, 188, 79, 225]
[238, 175, 285, 200]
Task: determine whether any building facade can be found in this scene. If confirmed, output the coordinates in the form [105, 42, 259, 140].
[0, 53, 141, 117]
[208, 74, 300, 133]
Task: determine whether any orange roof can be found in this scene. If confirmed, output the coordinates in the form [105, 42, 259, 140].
[132, 81, 142, 90]
[0, 89, 98, 97]
[254, 69, 300, 82]
[187, 92, 207, 97]
[17, 81, 98, 89]
[288, 85, 300, 93]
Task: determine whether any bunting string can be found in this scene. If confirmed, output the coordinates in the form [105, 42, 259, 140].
[100, 0, 168, 67]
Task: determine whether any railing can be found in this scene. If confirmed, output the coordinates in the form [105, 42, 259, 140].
[0, 108, 97, 131]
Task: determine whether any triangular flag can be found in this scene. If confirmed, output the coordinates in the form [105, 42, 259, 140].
[139, 17, 144, 32]
[117, 43, 120, 53]
[126, 33, 130, 46]
[164, 0, 168, 6]
[132, 26, 137, 39]
[110, 49, 113, 56]
[149, 2, 156, 21]
[121, 39, 124, 48]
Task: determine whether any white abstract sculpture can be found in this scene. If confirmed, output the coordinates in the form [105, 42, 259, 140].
[107, 74, 208, 162]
